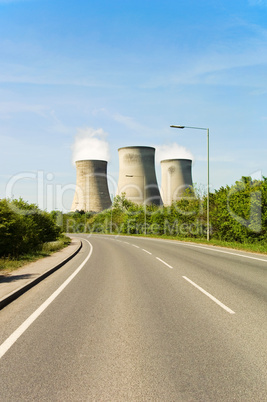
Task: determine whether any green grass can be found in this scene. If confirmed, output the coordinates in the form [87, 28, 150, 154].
[0, 235, 71, 273]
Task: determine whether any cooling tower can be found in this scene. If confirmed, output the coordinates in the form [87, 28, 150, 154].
[117, 146, 162, 206]
[161, 159, 193, 206]
[71, 160, 112, 212]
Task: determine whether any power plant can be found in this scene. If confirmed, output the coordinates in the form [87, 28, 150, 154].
[71, 150, 194, 212]
[71, 160, 112, 212]
[160, 159, 193, 206]
[116, 146, 162, 206]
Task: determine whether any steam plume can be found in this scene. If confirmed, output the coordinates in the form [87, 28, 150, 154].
[155, 143, 194, 163]
[72, 127, 110, 164]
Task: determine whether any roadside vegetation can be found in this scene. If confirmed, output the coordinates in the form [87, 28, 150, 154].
[1, 175, 266, 273]
[0, 198, 70, 272]
[63, 176, 267, 254]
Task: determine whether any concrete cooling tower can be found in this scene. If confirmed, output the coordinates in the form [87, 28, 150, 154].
[71, 160, 112, 212]
[117, 146, 162, 206]
[161, 159, 193, 206]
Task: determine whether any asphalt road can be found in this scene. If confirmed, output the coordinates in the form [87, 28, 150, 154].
[0, 234, 266, 401]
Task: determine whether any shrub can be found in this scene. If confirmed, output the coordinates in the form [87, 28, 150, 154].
[0, 198, 62, 257]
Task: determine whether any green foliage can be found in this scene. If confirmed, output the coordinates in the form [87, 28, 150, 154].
[61, 177, 267, 246]
[62, 193, 205, 237]
[210, 176, 267, 243]
[0, 198, 62, 257]
[112, 193, 135, 211]
[2, 177, 266, 260]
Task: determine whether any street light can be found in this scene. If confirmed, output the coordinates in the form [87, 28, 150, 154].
[170, 125, 210, 241]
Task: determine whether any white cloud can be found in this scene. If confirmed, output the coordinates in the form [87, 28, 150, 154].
[112, 113, 145, 131]
[0, 134, 21, 148]
[93, 108, 148, 132]
[174, 43, 267, 86]
[0, 102, 49, 119]
[141, 18, 267, 91]
[47, 110, 73, 136]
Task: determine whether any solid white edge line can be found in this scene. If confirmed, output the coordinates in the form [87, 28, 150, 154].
[161, 240, 267, 263]
[142, 249, 152, 255]
[183, 276, 235, 315]
[0, 239, 93, 360]
[156, 257, 173, 269]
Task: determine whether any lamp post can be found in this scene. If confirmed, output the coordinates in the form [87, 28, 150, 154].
[170, 125, 210, 241]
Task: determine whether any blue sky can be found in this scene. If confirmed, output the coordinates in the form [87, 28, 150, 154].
[0, 0, 267, 211]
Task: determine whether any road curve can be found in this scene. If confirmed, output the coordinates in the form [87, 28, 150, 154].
[0, 234, 266, 401]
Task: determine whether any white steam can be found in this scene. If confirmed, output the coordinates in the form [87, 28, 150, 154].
[72, 127, 110, 164]
[155, 143, 194, 163]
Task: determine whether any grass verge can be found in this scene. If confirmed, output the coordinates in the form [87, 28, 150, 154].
[0, 235, 71, 273]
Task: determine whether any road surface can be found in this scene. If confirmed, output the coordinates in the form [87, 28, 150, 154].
[0, 234, 266, 401]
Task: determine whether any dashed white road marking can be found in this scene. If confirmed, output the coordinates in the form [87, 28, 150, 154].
[0, 239, 93, 360]
[142, 249, 152, 255]
[105, 236, 237, 315]
[156, 257, 173, 269]
[111, 235, 267, 263]
[182, 276, 235, 315]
